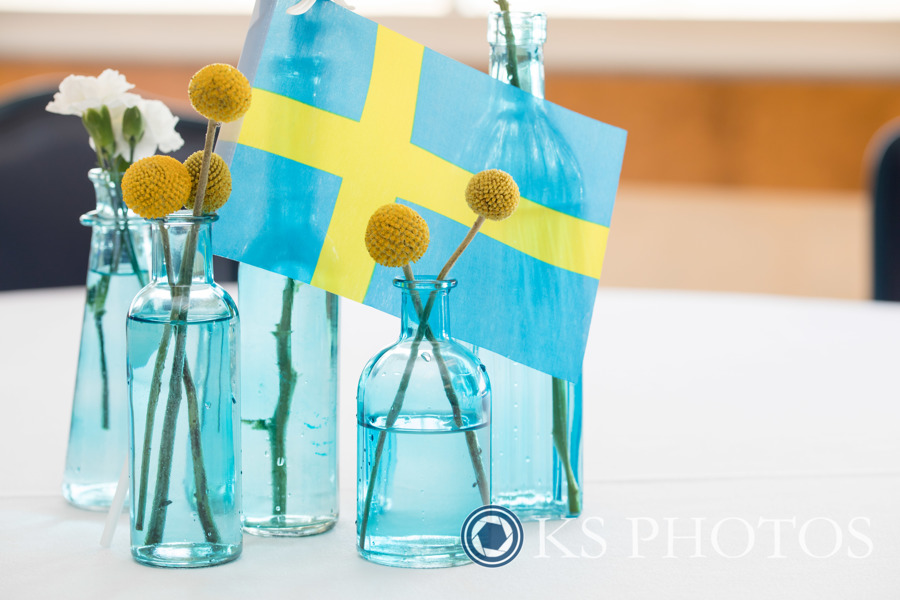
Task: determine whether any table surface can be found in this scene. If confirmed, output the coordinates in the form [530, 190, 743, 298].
[2, 286, 899, 599]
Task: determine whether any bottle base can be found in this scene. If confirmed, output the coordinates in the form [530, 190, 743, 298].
[493, 493, 579, 521]
[357, 535, 472, 569]
[243, 515, 337, 537]
[131, 543, 241, 568]
[62, 482, 118, 511]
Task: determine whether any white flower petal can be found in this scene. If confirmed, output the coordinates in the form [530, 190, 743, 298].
[134, 98, 184, 159]
[45, 70, 136, 116]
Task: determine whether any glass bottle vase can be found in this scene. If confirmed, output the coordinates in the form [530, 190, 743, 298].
[127, 213, 242, 568]
[239, 263, 339, 536]
[478, 11, 584, 520]
[357, 278, 490, 568]
[63, 168, 150, 510]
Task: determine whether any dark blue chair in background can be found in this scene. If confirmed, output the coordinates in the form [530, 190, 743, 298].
[872, 124, 900, 301]
[0, 85, 236, 291]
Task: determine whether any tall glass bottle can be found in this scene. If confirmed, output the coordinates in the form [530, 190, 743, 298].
[357, 278, 490, 568]
[479, 11, 583, 520]
[63, 168, 150, 510]
[239, 263, 339, 536]
[127, 214, 241, 568]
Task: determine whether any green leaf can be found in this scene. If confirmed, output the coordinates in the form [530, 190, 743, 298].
[114, 155, 130, 175]
[122, 106, 144, 149]
[82, 106, 116, 163]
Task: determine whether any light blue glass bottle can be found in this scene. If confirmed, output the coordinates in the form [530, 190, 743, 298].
[239, 263, 339, 536]
[357, 278, 490, 568]
[478, 12, 583, 520]
[63, 168, 150, 510]
[127, 214, 241, 568]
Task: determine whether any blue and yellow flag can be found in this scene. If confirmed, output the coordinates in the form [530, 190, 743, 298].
[216, 0, 626, 383]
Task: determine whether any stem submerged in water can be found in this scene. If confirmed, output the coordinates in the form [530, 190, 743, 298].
[270, 277, 298, 516]
[88, 275, 112, 430]
[551, 377, 581, 515]
[140, 120, 224, 546]
[358, 267, 490, 548]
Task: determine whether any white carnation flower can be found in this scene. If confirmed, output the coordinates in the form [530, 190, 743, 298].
[45, 69, 137, 116]
[47, 68, 184, 165]
[128, 99, 185, 161]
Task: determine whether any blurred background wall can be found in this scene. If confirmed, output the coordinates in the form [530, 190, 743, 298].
[2, 3, 900, 299]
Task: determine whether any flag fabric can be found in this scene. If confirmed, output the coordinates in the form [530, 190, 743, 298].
[216, 0, 627, 383]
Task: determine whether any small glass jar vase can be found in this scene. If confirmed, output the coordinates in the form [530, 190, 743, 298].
[477, 11, 584, 520]
[127, 214, 241, 568]
[239, 263, 339, 536]
[357, 278, 490, 568]
[63, 168, 150, 510]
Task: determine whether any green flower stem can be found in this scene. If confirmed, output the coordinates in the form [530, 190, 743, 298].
[144, 121, 221, 545]
[495, 2, 582, 514]
[85, 169, 147, 431]
[358, 331, 424, 547]
[494, 1, 521, 88]
[193, 120, 217, 213]
[86, 171, 123, 431]
[437, 216, 484, 281]
[93, 301, 110, 430]
[133, 321, 171, 531]
[143, 232, 192, 542]
[134, 228, 175, 531]
[270, 277, 298, 516]
[145, 317, 188, 545]
[143, 224, 209, 545]
[183, 359, 222, 543]
[144, 307, 222, 546]
[358, 266, 490, 548]
[552, 376, 581, 515]
[402, 265, 489, 504]
[87, 272, 113, 430]
[108, 167, 148, 289]
[428, 339, 489, 504]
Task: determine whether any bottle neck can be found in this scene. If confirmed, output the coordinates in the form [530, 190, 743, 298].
[150, 214, 216, 286]
[397, 279, 456, 341]
[82, 167, 138, 224]
[488, 11, 546, 98]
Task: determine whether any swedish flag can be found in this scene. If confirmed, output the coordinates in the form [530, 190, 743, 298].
[216, 0, 626, 382]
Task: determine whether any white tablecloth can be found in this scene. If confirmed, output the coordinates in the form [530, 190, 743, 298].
[2, 286, 899, 599]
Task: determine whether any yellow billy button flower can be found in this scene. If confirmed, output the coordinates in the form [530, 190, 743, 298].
[435, 169, 520, 281]
[122, 155, 192, 219]
[188, 63, 252, 123]
[365, 204, 430, 268]
[465, 168, 519, 221]
[184, 151, 232, 214]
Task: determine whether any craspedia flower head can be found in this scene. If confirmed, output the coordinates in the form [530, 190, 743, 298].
[188, 63, 252, 123]
[183, 151, 232, 214]
[465, 168, 520, 221]
[365, 204, 430, 268]
[121, 155, 191, 219]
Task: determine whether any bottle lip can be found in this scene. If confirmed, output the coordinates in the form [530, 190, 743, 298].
[79, 210, 148, 228]
[393, 277, 457, 291]
[84, 167, 146, 226]
[87, 166, 115, 181]
[488, 11, 548, 45]
[151, 210, 219, 225]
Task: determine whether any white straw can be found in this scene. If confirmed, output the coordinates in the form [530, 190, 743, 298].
[100, 459, 129, 548]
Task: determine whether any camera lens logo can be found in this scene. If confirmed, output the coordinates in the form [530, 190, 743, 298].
[461, 505, 524, 567]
